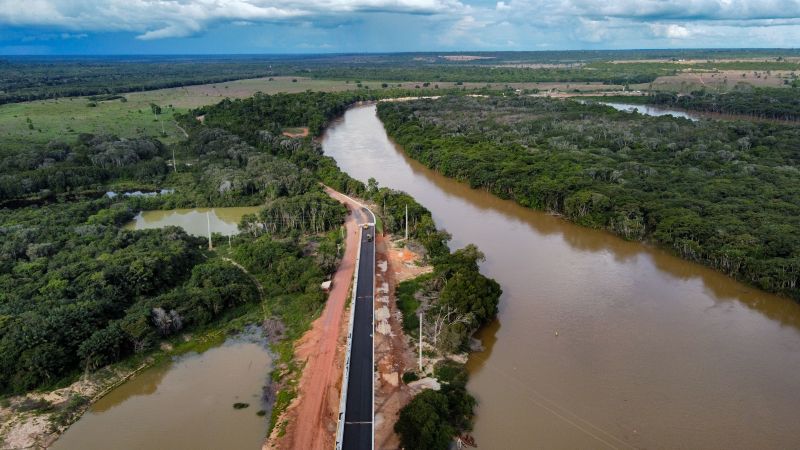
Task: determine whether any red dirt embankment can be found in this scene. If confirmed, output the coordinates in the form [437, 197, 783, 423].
[265, 187, 363, 450]
[281, 127, 310, 138]
[374, 235, 432, 449]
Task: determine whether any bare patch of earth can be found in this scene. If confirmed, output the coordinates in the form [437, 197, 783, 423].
[374, 235, 432, 449]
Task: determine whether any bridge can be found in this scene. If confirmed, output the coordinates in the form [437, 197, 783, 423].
[335, 203, 376, 450]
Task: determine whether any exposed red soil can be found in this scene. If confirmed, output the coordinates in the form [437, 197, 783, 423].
[374, 236, 431, 449]
[281, 127, 309, 138]
[265, 188, 363, 450]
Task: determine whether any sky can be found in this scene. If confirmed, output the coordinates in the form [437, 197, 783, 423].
[1, 0, 799, 54]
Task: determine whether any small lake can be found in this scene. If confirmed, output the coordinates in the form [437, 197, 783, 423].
[106, 189, 175, 199]
[52, 330, 271, 450]
[589, 101, 700, 121]
[124, 207, 261, 237]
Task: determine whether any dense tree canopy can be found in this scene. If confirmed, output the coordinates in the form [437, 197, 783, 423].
[0, 58, 274, 104]
[394, 362, 476, 450]
[0, 134, 168, 202]
[378, 95, 800, 300]
[0, 199, 211, 392]
[193, 89, 503, 445]
[649, 87, 800, 121]
[0, 95, 352, 394]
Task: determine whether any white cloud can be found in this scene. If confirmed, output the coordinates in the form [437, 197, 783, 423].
[1, 0, 800, 47]
[566, 0, 800, 21]
[19, 32, 88, 42]
[650, 23, 692, 39]
[440, 14, 488, 44]
[480, 0, 800, 47]
[0, 0, 465, 39]
[577, 18, 610, 42]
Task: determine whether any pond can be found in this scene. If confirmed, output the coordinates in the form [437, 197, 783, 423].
[53, 329, 272, 450]
[586, 100, 700, 120]
[124, 206, 261, 237]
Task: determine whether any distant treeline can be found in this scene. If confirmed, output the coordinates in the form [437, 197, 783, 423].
[378, 96, 800, 301]
[0, 58, 275, 104]
[4, 50, 799, 105]
[649, 88, 800, 121]
[292, 61, 800, 86]
[293, 64, 673, 85]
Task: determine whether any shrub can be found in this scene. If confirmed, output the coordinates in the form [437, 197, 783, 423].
[402, 371, 419, 384]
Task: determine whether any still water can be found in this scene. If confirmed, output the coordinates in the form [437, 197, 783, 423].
[124, 207, 261, 237]
[587, 101, 699, 121]
[53, 332, 271, 450]
[322, 104, 800, 449]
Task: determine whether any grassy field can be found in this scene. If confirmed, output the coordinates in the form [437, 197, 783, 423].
[0, 76, 630, 155]
[634, 69, 797, 93]
[0, 77, 360, 153]
[5, 63, 790, 155]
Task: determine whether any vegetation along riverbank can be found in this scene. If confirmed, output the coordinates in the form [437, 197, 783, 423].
[192, 90, 503, 448]
[0, 87, 503, 448]
[377, 95, 799, 301]
[0, 97, 348, 445]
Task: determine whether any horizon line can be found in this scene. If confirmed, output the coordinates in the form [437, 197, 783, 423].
[2, 47, 800, 58]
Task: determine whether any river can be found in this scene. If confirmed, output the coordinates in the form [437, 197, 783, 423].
[322, 104, 800, 449]
[594, 101, 699, 121]
[52, 330, 271, 450]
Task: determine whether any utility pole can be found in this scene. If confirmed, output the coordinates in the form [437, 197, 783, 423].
[206, 212, 213, 250]
[172, 147, 177, 173]
[405, 204, 409, 240]
[419, 310, 423, 373]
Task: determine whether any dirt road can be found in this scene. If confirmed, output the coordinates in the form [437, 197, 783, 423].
[267, 187, 367, 450]
[373, 234, 432, 449]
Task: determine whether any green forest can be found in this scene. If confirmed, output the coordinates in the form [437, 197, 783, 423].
[1, 88, 501, 447]
[378, 95, 800, 301]
[0, 101, 352, 394]
[647, 87, 800, 121]
[194, 91, 502, 336]
[5, 50, 798, 105]
[295, 63, 674, 85]
[3, 50, 800, 449]
[192, 90, 502, 445]
[0, 57, 276, 104]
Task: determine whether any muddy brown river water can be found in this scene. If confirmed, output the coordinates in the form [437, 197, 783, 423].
[323, 104, 800, 449]
[52, 332, 271, 449]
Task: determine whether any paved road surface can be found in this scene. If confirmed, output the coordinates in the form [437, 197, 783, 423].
[342, 207, 375, 450]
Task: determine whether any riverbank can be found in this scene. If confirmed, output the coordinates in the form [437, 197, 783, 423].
[578, 94, 800, 124]
[377, 96, 800, 302]
[321, 102, 800, 448]
[1, 360, 148, 449]
[0, 306, 266, 449]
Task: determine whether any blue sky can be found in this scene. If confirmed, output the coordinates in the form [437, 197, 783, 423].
[1, 0, 799, 54]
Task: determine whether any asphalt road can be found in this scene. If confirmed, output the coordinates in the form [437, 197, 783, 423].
[342, 207, 375, 450]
